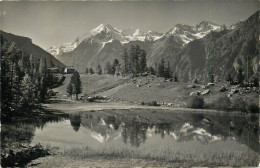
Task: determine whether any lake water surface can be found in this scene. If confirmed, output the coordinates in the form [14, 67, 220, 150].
[2, 109, 259, 166]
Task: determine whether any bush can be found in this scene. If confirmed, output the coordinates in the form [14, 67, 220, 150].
[214, 95, 231, 111]
[59, 76, 66, 85]
[148, 101, 158, 106]
[247, 103, 259, 113]
[232, 97, 247, 112]
[187, 96, 204, 109]
[141, 102, 145, 105]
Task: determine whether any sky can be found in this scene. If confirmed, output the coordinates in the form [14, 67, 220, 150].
[0, 0, 259, 49]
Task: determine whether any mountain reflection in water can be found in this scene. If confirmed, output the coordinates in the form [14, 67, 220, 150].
[2, 110, 259, 155]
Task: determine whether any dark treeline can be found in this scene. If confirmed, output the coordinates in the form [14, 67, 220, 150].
[122, 45, 147, 75]
[85, 45, 175, 79]
[1, 38, 56, 118]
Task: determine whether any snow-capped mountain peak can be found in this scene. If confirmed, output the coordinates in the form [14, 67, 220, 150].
[91, 24, 121, 36]
[91, 24, 106, 35]
[163, 21, 221, 45]
[47, 21, 220, 57]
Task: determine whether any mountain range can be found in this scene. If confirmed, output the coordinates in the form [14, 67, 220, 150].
[48, 21, 222, 74]
[49, 11, 259, 82]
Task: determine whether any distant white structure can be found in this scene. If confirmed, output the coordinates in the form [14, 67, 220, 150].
[64, 66, 75, 74]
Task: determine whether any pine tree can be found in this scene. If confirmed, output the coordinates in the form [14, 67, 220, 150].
[89, 67, 94, 75]
[39, 57, 47, 74]
[164, 61, 172, 79]
[208, 67, 214, 83]
[96, 64, 102, 75]
[158, 59, 165, 77]
[140, 50, 147, 73]
[112, 59, 119, 75]
[122, 48, 129, 75]
[148, 67, 155, 75]
[50, 59, 55, 67]
[129, 45, 136, 74]
[105, 61, 112, 74]
[72, 71, 82, 101]
[85, 67, 89, 74]
[225, 74, 233, 84]
[67, 82, 73, 100]
[174, 75, 178, 82]
[236, 68, 244, 84]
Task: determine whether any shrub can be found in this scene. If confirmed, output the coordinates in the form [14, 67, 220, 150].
[148, 101, 158, 106]
[214, 95, 231, 111]
[232, 97, 247, 112]
[59, 76, 66, 85]
[187, 96, 204, 109]
[141, 102, 145, 105]
[247, 103, 259, 113]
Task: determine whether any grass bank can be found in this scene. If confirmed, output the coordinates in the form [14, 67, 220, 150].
[62, 144, 258, 167]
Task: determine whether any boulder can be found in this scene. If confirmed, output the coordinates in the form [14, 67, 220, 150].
[136, 85, 140, 87]
[189, 91, 201, 96]
[229, 88, 239, 94]
[203, 118, 210, 123]
[167, 103, 173, 106]
[201, 85, 208, 89]
[219, 86, 227, 92]
[141, 72, 149, 76]
[188, 84, 196, 88]
[201, 89, 210, 95]
[207, 83, 214, 87]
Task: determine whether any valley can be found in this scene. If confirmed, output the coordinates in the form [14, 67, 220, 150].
[1, 4, 259, 167]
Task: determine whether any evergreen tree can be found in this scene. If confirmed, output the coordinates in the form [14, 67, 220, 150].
[89, 67, 94, 75]
[1, 39, 51, 118]
[140, 50, 147, 73]
[96, 64, 102, 75]
[174, 75, 178, 82]
[252, 77, 259, 87]
[39, 76, 48, 103]
[50, 59, 55, 67]
[148, 67, 155, 75]
[112, 59, 119, 75]
[129, 45, 136, 73]
[67, 82, 73, 100]
[236, 68, 244, 84]
[105, 61, 112, 74]
[85, 67, 89, 74]
[164, 61, 172, 79]
[122, 48, 129, 75]
[72, 71, 82, 101]
[208, 68, 214, 83]
[39, 57, 47, 74]
[225, 74, 233, 84]
[158, 59, 165, 77]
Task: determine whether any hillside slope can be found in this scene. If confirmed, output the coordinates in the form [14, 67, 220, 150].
[0, 30, 66, 69]
[172, 10, 259, 82]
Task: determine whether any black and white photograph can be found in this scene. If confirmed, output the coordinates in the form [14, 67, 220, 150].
[0, 0, 259, 167]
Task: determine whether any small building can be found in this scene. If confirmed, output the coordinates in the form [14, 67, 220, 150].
[47, 67, 59, 73]
[64, 66, 75, 74]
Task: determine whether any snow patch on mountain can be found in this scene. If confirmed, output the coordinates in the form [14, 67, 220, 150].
[48, 21, 220, 57]
[47, 42, 78, 57]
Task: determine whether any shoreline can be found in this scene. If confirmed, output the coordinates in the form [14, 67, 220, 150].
[43, 97, 249, 116]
